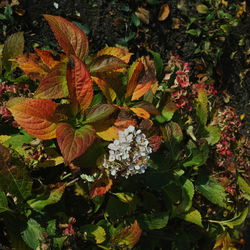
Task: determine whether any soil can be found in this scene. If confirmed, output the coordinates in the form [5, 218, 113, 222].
[0, 0, 249, 247]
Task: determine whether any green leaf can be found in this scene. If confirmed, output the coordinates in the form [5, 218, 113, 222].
[179, 179, 194, 212]
[139, 212, 169, 230]
[28, 184, 65, 211]
[238, 176, 250, 200]
[148, 49, 164, 77]
[205, 125, 220, 145]
[131, 14, 141, 27]
[84, 104, 116, 124]
[53, 236, 67, 249]
[186, 29, 201, 36]
[0, 145, 32, 201]
[196, 88, 208, 126]
[2, 32, 24, 72]
[179, 208, 203, 227]
[161, 98, 178, 121]
[4, 132, 34, 149]
[81, 224, 106, 244]
[197, 174, 228, 208]
[46, 219, 56, 236]
[105, 196, 129, 220]
[183, 140, 209, 167]
[0, 190, 10, 213]
[21, 218, 44, 249]
[209, 208, 249, 229]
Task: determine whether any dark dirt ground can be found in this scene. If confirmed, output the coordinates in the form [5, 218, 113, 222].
[0, 0, 250, 248]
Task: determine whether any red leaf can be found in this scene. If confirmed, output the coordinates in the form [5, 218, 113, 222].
[111, 221, 142, 249]
[8, 99, 59, 140]
[125, 60, 143, 99]
[34, 63, 68, 99]
[44, 14, 89, 61]
[67, 55, 93, 111]
[89, 173, 113, 198]
[56, 123, 95, 164]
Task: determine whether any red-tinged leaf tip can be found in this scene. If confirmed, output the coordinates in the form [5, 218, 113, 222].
[56, 123, 95, 164]
[111, 221, 142, 249]
[43, 14, 89, 60]
[67, 55, 93, 110]
[89, 174, 113, 199]
[8, 99, 59, 140]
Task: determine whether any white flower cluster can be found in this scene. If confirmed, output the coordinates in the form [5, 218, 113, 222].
[103, 125, 152, 178]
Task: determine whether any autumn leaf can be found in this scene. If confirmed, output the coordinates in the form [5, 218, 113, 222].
[7, 98, 59, 140]
[92, 76, 117, 102]
[131, 81, 152, 101]
[44, 14, 89, 61]
[96, 126, 119, 141]
[11, 49, 64, 81]
[125, 59, 143, 99]
[89, 173, 113, 198]
[110, 221, 142, 249]
[90, 55, 127, 73]
[67, 55, 93, 111]
[85, 104, 116, 124]
[34, 63, 68, 99]
[130, 107, 150, 119]
[56, 123, 95, 164]
[97, 46, 133, 64]
[158, 4, 170, 21]
[11, 53, 49, 81]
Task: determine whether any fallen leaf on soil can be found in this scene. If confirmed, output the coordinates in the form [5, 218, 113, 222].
[158, 4, 170, 21]
[172, 18, 181, 29]
[135, 7, 149, 24]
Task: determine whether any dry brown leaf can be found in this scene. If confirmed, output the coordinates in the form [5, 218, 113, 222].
[158, 4, 170, 21]
[172, 18, 181, 29]
[135, 7, 149, 24]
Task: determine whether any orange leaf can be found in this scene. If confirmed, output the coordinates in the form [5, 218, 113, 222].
[44, 14, 89, 61]
[67, 55, 93, 111]
[92, 76, 116, 102]
[97, 47, 133, 64]
[34, 63, 68, 99]
[56, 123, 95, 164]
[125, 60, 143, 99]
[8, 99, 59, 140]
[11, 53, 49, 81]
[131, 81, 152, 101]
[111, 221, 142, 249]
[130, 107, 150, 119]
[89, 173, 113, 198]
[158, 4, 170, 21]
[34, 48, 62, 69]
